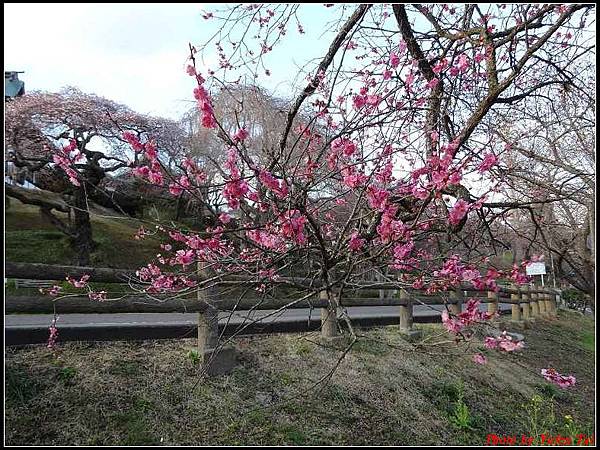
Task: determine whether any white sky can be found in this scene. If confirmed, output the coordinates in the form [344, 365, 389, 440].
[4, 3, 333, 120]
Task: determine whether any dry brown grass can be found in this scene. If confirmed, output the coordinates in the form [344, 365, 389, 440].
[5, 310, 595, 445]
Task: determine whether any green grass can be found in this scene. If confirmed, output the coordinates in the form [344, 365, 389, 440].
[6, 199, 163, 268]
[5, 312, 595, 446]
[579, 331, 595, 353]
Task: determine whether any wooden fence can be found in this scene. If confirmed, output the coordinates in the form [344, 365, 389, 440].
[5, 261, 561, 357]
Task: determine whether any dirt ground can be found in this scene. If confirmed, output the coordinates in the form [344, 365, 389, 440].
[5, 309, 595, 445]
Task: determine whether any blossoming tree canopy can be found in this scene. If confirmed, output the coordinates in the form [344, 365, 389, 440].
[39, 5, 593, 325]
[5, 87, 187, 265]
[110, 4, 595, 303]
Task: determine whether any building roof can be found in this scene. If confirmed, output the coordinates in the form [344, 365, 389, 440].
[5, 71, 25, 98]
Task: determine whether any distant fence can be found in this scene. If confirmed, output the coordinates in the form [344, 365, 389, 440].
[5, 261, 561, 350]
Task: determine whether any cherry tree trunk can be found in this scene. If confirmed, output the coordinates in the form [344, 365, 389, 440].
[71, 186, 94, 266]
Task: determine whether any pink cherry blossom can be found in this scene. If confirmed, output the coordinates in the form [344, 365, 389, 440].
[47, 316, 59, 350]
[341, 165, 368, 188]
[67, 274, 90, 288]
[174, 249, 195, 266]
[223, 178, 249, 209]
[473, 353, 487, 365]
[478, 152, 498, 173]
[484, 336, 499, 349]
[278, 209, 307, 245]
[258, 170, 289, 198]
[353, 94, 367, 109]
[233, 127, 249, 141]
[449, 199, 470, 225]
[89, 291, 107, 301]
[541, 368, 576, 388]
[426, 78, 440, 90]
[367, 185, 390, 211]
[456, 54, 470, 72]
[348, 231, 365, 252]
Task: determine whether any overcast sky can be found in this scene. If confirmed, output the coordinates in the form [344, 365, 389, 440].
[4, 3, 332, 120]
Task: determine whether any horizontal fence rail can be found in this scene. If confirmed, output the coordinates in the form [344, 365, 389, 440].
[5, 262, 561, 349]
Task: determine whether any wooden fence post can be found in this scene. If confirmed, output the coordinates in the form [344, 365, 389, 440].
[197, 263, 218, 356]
[555, 289, 563, 311]
[510, 284, 523, 327]
[320, 290, 339, 339]
[530, 286, 540, 319]
[449, 288, 463, 316]
[487, 290, 498, 317]
[545, 289, 556, 317]
[399, 289, 421, 341]
[197, 262, 236, 376]
[520, 285, 532, 327]
[537, 285, 547, 317]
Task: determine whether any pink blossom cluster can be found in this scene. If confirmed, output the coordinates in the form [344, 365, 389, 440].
[136, 263, 197, 293]
[352, 90, 382, 111]
[40, 285, 62, 297]
[392, 240, 414, 262]
[470, 267, 501, 291]
[125, 133, 164, 186]
[540, 368, 576, 388]
[167, 229, 230, 261]
[448, 199, 470, 225]
[509, 264, 530, 284]
[348, 231, 365, 252]
[441, 299, 493, 334]
[432, 255, 523, 292]
[133, 160, 163, 185]
[376, 206, 408, 243]
[174, 249, 195, 266]
[66, 274, 90, 288]
[331, 137, 357, 157]
[484, 332, 525, 352]
[89, 291, 107, 301]
[367, 185, 390, 211]
[53, 139, 83, 186]
[223, 149, 249, 209]
[169, 175, 192, 196]
[426, 77, 440, 90]
[278, 209, 307, 245]
[182, 158, 207, 184]
[341, 165, 368, 188]
[432, 58, 448, 74]
[477, 152, 498, 173]
[133, 226, 151, 240]
[123, 131, 144, 152]
[473, 353, 487, 365]
[433, 255, 474, 287]
[374, 161, 394, 185]
[224, 178, 249, 209]
[47, 316, 59, 350]
[258, 170, 289, 199]
[410, 143, 462, 195]
[233, 127, 249, 142]
[328, 137, 357, 169]
[193, 84, 217, 129]
[246, 228, 286, 251]
[449, 54, 470, 76]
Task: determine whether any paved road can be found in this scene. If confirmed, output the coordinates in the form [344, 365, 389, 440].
[5, 303, 511, 345]
[5, 303, 511, 327]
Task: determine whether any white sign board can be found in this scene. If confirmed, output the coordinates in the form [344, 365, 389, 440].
[526, 262, 546, 276]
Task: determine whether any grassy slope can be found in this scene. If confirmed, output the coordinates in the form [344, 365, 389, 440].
[5, 310, 595, 445]
[5, 199, 162, 268]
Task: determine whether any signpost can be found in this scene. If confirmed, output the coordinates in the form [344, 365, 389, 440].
[526, 262, 547, 286]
